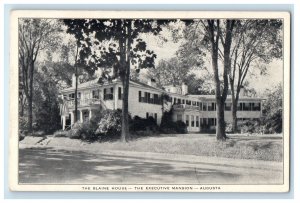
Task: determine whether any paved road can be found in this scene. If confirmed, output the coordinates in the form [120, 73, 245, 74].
[19, 146, 283, 184]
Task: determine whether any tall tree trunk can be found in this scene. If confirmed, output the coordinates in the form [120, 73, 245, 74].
[119, 20, 132, 142]
[27, 62, 34, 132]
[231, 98, 238, 133]
[121, 72, 130, 142]
[74, 44, 79, 123]
[230, 78, 240, 133]
[74, 65, 78, 123]
[216, 100, 226, 140]
[27, 95, 33, 132]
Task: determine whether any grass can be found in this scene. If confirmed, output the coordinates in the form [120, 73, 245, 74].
[21, 133, 283, 162]
[88, 134, 283, 162]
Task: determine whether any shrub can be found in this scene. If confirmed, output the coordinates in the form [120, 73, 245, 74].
[19, 117, 28, 134]
[31, 130, 46, 137]
[95, 109, 124, 141]
[53, 130, 68, 137]
[159, 110, 187, 134]
[225, 123, 233, 133]
[240, 120, 261, 134]
[66, 121, 96, 141]
[130, 116, 159, 133]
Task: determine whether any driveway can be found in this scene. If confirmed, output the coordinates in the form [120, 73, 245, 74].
[19, 146, 283, 185]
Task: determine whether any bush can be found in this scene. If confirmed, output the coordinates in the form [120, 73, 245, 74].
[225, 123, 233, 133]
[240, 120, 262, 134]
[159, 109, 187, 134]
[174, 121, 187, 133]
[53, 130, 68, 137]
[19, 117, 29, 134]
[66, 121, 97, 141]
[96, 109, 124, 141]
[130, 116, 159, 133]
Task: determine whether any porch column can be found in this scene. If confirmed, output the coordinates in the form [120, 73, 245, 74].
[70, 111, 74, 126]
[80, 110, 83, 122]
[89, 109, 92, 119]
[62, 116, 66, 130]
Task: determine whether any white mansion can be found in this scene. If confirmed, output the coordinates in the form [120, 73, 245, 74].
[60, 76, 263, 132]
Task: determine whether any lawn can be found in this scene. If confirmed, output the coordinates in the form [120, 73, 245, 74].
[23, 133, 283, 162]
[91, 134, 283, 162]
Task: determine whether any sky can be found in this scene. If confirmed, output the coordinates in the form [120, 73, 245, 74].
[37, 19, 283, 95]
[140, 28, 283, 95]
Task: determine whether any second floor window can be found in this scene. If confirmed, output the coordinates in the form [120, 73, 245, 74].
[225, 103, 231, 111]
[208, 102, 216, 111]
[138, 91, 161, 105]
[92, 90, 100, 99]
[104, 87, 113, 100]
[118, 87, 122, 100]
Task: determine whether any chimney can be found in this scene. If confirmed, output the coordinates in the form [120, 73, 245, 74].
[240, 86, 245, 97]
[170, 85, 177, 94]
[181, 82, 188, 95]
[147, 78, 156, 87]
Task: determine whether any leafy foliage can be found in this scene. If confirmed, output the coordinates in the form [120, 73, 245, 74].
[130, 116, 159, 133]
[19, 19, 62, 132]
[63, 19, 183, 141]
[159, 109, 187, 134]
[95, 109, 123, 141]
[261, 84, 283, 133]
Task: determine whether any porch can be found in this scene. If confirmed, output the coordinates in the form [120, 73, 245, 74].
[61, 108, 95, 130]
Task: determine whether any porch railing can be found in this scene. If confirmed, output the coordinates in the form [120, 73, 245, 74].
[173, 104, 200, 111]
[65, 98, 102, 107]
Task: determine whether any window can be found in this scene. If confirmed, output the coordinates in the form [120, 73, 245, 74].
[202, 103, 207, 111]
[146, 112, 149, 118]
[154, 94, 160, 104]
[200, 118, 208, 126]
[69, 93, 75, 99]
[177, 114, 183, 121]
[139, 91, 161, 105]
[118, 87, 122, 100]
[191, 115, 195, 127]
[103, 88, 113, 100]
[192, 101, 196, 106]
[196, 102, 200, 107]
[196, 116, 199, 127]
[138, 91, 142, 102]
[225, 103, 231, 111]
[253, 102, 261, 111]
[182, 99, 185, 104]
[208, 102, 216, 111]
[208, 118, 216, 126]
[237, 103, 243, 111]
[243, 102, 251, 111]
[199, 102, 203, 111]
[186, 115, 189, 127]
[154, 113, 157, 123]
[92, 90, 100, 99]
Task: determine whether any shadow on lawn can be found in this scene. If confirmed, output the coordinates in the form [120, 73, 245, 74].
[19, 147, 238, 184]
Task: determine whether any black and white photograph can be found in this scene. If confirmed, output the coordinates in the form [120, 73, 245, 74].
[9, 11, 290, 192]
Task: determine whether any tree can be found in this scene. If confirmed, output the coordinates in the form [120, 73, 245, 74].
[262, 84, 283, 133]
[228, 20, 282, 132]
[181, 20, 235, 140]
[63, 19, 180, 142]
[147, 57, 190, 87]
[19, 19, 61, 132]
[206, 20, 235, 140]
[183, 73, 212, 95]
